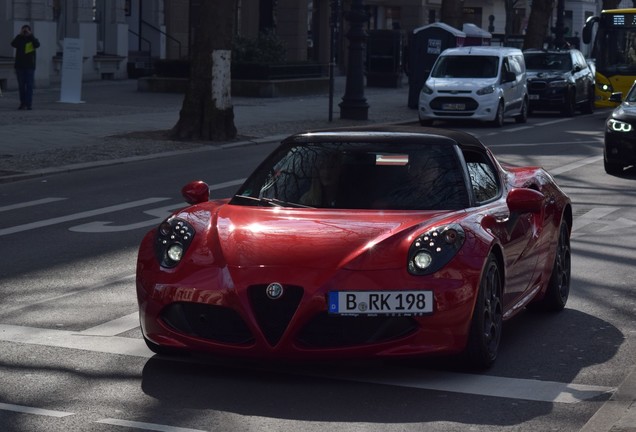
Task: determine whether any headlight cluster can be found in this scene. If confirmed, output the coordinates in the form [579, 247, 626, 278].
[420, 84, 433, 95]
[155, 218, 195, 268]
[476, 85, 495, 95]
[598, 82, 613, 93]
[408, 224, 465, 275]
[607, 118, 633, 133]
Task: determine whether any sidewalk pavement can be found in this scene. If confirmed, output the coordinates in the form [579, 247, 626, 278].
[0, 76, 416, 182]
[1, 77, 635, 432]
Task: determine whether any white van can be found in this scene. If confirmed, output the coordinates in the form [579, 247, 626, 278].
[418, 46, 528, 127]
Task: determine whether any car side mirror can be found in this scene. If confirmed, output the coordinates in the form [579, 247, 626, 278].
[503, 71, 516, 83]
[609, 92, 623, 103]
[181, 180, 210, 205]
[507, 188, 544, 213]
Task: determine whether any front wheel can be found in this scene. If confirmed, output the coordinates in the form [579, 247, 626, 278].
[491, 101, 504, 127]
[531, 221, 571, 312]
[581, 87, 595, 114]
[604, 157, 623, 175]
[515, 98, 528, 123]
[465, 255, 503, 369]
[562, 90, 576, 116]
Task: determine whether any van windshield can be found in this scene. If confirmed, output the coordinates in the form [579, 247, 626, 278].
[431, 55, 499, 78]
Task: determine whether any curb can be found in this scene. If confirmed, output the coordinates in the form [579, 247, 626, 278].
[0, 135, 287, 184]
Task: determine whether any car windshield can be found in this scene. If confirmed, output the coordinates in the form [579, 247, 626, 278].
[231, 141, 470, 210]
[525, 53, 572, 71]
[431, 55, 499, 78]
[625, 85, 636, 102]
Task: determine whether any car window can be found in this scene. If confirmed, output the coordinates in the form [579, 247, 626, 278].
[431, 55, 499, 78]
[233, 142, 470, 210]
[525, 53, 572, 71]
[462, 150, 500, 203]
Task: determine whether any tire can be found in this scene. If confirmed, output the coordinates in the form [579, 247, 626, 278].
[562, 90, 576, 116]
[465, 255, 503, 369]
[533, 222, 571, 312]
[581, 87, 595, 114]
[515, 98, 528, 123]
[604, 157, 623, 175]
[491, 101, 504, 127]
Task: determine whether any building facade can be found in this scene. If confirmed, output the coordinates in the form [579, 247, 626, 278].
[0, 0, 614, 92]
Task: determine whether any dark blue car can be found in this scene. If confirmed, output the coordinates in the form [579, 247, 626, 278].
[524, 48, 595, 116]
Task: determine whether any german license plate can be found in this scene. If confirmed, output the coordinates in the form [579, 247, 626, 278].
[328, 291, 433, 316]
[529, 94, 539, 100]
[442, 103, 465, 110]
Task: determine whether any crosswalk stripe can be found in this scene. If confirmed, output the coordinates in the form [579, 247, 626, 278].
[0, 322, 616, 404]
[0, 402, 73, 417]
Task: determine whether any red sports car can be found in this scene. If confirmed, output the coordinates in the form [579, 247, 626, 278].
[136, 126, 572, 368]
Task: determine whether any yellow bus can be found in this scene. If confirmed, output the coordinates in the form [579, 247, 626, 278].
[583, 8, 636, 108]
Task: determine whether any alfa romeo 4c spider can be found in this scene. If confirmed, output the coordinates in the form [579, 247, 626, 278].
[136, 126, 572, 369]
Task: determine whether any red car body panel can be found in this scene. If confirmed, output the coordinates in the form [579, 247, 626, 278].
[136, 127, 572, 362]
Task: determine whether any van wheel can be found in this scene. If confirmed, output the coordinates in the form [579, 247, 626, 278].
[491, 101, 504, 127]
[515, 98, 528, 123]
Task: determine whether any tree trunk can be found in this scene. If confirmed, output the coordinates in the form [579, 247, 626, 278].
[171, 0, 237, 141]
[440, 0, 463, 31]
[522, 0, 554, 50]
[504, 0, 519, 40]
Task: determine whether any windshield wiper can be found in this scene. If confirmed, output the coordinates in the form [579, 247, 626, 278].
[232, 195, 314, 208]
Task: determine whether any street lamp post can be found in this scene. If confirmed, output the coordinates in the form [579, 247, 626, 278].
[339, 0, 369, 120]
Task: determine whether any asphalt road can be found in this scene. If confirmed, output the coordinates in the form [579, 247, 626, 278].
[0, 111, 635, 432]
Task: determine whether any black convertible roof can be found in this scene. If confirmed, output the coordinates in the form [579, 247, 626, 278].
[283, 125, 488, 151]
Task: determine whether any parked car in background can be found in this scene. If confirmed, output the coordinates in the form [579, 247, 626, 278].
[523, 48, 596, 116]
[136, 126, 572, 369]
[604, 84, 636, 174]
[418, 46, 528, 127]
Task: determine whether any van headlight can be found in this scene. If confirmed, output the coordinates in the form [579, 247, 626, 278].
[476, 85, 495, 95]
[420, 84, 433, 95]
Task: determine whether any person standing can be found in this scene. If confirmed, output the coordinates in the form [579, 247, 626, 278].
[11, 24, 40, 110]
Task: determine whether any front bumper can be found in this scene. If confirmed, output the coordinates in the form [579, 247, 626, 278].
[136, 262, 483, 360]
[604, 132, 636, 165]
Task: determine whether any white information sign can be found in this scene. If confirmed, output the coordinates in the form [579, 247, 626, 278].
[59, 38, 84, 103]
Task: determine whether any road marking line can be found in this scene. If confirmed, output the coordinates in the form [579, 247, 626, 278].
[315, 368, 615, 404]
[0, 197, 170, 237]
[535, 118, 572, 126]
[549, 155, 604, 176]
[0, 197, 67, 213]
[0, 402, 74, 418]
[0, 323, 615, 403]
[488, 140, 601, 148]
[209, 178, 246, 190]
[573, 207, 621, 232]
[0, 324, 153, 358]
[0, 274, 135, 316]
[79, 312, 139, 336]
[95, 418, 207, 432]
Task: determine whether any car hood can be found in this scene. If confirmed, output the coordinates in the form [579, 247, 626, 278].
[610, 102, 636, 120]
[526, 70, 569, 81]
[198, 203, 462, 271]
[426, 77, 495, 91]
